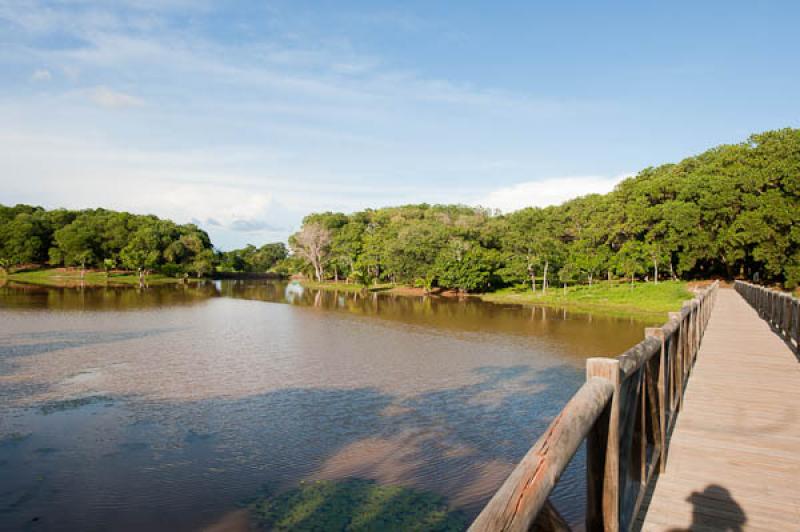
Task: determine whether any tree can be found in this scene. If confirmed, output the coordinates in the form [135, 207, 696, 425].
[0, 211, 50, 266]
[435, 239, 499, 292]
[120, 225, 162, 279]
[290, 222, 332, 282]
[252, 243, 288, 272]
[558, 261, 579, 294]
[615, 241, 648, 285]
[103, 258, 116, 278]
[191, 249, 216, 278]
[53, 217, 99, 269]
[502, 208, 546, 291]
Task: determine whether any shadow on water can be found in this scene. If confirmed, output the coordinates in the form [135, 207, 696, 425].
[0, 328, 183, 358]
[0, 280, 653, 530]
[0, 363, 584, 531]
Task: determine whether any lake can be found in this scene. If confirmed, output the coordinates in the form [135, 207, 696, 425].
[0, 280, 650, 531]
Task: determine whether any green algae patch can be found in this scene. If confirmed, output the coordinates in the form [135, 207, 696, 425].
[249, 479, 467, 531]
[38, 395, 114, 415]
[0, 432, 32, 448]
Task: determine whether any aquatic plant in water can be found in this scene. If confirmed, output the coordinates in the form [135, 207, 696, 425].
[38, 395, 114, 415]
[0, 431, 32, 447]
[249, 478, 467, 531]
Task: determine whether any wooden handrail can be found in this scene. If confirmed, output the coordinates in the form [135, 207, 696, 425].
[470, 281, 719, 532]
[468, 377, 614, 532]
[735, 281, 799, 350]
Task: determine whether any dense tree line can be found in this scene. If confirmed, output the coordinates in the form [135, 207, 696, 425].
[289, 128, 800, 290]
[217, 243, 288, 273]
[2, 128, 796, 288]
[0, 206, 287, 277]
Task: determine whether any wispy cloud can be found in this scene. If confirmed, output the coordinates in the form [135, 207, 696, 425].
[31, 68, 51, 81]
[0, 1, 633, 248]
[88, 86, 144, 108]
[483, 175, 631, 213]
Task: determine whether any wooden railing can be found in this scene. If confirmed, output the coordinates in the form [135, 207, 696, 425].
[469, 281, 719, 532]
[735, 280, 799, 350]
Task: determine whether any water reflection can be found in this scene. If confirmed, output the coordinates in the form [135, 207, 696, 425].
[0, 280, 218, 311]
[0, 280, 652, 531]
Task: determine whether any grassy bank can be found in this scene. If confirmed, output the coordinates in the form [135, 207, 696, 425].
[8, 268, 196, 287]
[480, 281, 693, 322]
[300, 277, 694, 321]
[298, 279, 395, 293]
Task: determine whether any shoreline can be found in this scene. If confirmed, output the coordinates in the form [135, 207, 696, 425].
[2, 270, 706, 323]
[5, 268, 203, 287]
[298, 279, 694, 322]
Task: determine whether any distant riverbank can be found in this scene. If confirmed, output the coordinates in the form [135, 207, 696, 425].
[5, 268, 199, 287]
[298, 279, 694, 322]
[3, 269, 696, 322]
[3, 268, 291, 288]
[479, 281, 694, 322]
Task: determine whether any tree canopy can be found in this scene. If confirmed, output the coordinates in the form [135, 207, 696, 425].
[0, 206, 286, 277]
[287, 128, 800, 289]
[2, 128, 797, 288]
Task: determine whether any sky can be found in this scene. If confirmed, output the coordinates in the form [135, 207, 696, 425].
[1, 1, 798, 249]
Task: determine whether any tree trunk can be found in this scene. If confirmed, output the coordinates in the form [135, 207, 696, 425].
[542, 261, 549, 294]
[653, 258, 658, 284]
[588, 272, 593, 286]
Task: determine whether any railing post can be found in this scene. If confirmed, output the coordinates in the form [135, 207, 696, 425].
[784, 294, 792, 338]
[645, 327, 667, 472]
[586, 358, 621, 532]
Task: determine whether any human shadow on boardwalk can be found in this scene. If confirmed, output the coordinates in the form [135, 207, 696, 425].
[666, 484, 746, 532]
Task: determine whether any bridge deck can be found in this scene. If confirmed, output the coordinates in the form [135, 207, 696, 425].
[638, 288, 800, 531]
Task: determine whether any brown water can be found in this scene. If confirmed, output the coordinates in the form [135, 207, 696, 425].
[0, 280, 649, 531]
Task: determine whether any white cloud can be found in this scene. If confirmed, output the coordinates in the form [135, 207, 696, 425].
[61, 65, 79, 80]
[484, 175, 631, 213]
[31, 68, 51, 81]
[0, 2, 636, 249]
[142, 183, 276, 231]
[88, 86, 145, 108]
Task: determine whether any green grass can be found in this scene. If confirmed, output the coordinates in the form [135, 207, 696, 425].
[480, 280, 693, 322]
[249, 479, 466, 532]
[8, 268, 194, 287]
[298, 279, 395, 293]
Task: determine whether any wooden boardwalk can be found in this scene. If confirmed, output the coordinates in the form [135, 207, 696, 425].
[638, 288, 800, 531]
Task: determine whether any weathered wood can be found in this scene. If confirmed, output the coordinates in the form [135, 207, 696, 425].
[471, 281, 720, 532]
[468, 377, 614, 532]
[531, 500, 571, 532]
[735, 280, 799, 350]
[645, 327, 667, 472]
[617, 336, 661, 378]
[640, 287, 800, 530]
[586, 358, 621, 532]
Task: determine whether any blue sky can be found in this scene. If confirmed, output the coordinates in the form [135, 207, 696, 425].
[1, 1, 798, 249]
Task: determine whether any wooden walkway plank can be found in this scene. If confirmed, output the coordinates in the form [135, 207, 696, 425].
[638, 288, 800, 531]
